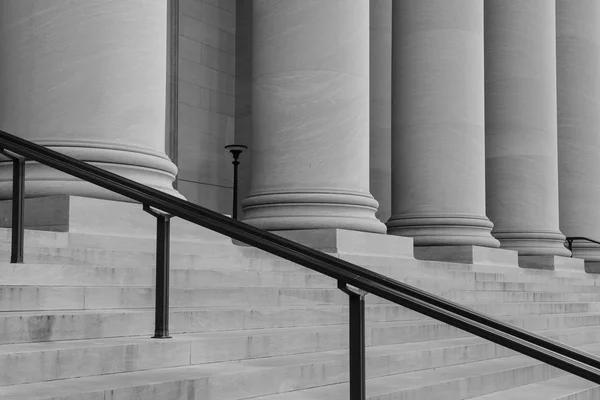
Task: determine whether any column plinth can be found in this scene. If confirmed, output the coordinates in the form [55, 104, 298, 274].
[0, 0, 180, 201]
[557, 0, 600, 262]
[386, 0, 499, 248]
[241, 0, 386, 233]
[485, 0, 569, 257]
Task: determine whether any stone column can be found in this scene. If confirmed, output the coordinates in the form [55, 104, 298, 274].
[485, 0, 570, 259]
[0, 0, 180, 201]
[387, 0, 499, 248]
[241, 0, 386, 233]
[370, 0, 392, 224]
[557, 0, 600, 268]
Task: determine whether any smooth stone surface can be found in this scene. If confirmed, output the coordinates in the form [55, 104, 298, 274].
[0, 0, 181, 201]
[272, 229, 414, 258]
[414, 246, 518, 267]
[519, 255, 585, 271]
[557, 0, 600, 263]
[584, 261, 600, 274]
[387, 0, 498, 248]
[369, 0, 392, 223]
[241, 0, 385, 233]
[0, 195, 229, 241]
[485, 0, 569, 257]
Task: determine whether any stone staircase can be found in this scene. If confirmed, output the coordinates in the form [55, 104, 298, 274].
[0, 228, 599, 399]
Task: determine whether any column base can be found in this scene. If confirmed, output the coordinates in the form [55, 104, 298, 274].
[242, 191, 387, 234]
[414, 245, 518, 267]
[518, 255, 585, 271]
[386, 215, 500, 247]
[0, 195, 228, 241]
[271, 229, 414, 258]
[0, 145, 183, 202]
[494, 231, 571, 257]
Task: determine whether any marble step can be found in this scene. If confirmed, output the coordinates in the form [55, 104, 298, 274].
[0, 303, 439, 344]
[3, 264, 600, 303]
[5, 305, 600, 345]
[4, 342, 600, 400]
[0, 264, 337, 288]
[155, 324, 600, 364]
[251, 343, 600, 400]
[471, 373, 599, 399]
[0, 330, 535, 387]
[442, 290, 600, 303]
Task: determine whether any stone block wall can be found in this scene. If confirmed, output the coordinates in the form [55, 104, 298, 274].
[174, 0, 236, 214]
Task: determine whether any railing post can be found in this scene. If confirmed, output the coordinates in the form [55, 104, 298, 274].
[0, 150, 25, 263]
[143, 205, 172, 339]
[339, 281, 366, 400]
[567, 238, 573, 257]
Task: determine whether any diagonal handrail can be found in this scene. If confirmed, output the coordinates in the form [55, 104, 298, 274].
[565, 236, 600, 256]
[1, 129, 600, 387]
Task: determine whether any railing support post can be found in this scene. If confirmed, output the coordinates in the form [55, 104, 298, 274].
[567, 238, 574, 257]
[144, 205, 172, 339]
[0, 150, 25, 263]
[339, 281, 366, 400]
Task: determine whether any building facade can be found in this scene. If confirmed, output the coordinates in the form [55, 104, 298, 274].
[0, 0, 599, 267]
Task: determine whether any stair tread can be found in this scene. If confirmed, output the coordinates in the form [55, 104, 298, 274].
[3, 341, 598, 400]
[251, 343, 600, 399]
[471, 373, 598, 399]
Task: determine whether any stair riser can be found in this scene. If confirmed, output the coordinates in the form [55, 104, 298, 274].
[192, 328, 600, 364]
[557, 387, 600, 400]
[3, 308, 600, 344]
[0, 340, 190, 387]
[366, 363, 564, 400]
[29, 359, 566, 400]
[79, 287, 600, 313]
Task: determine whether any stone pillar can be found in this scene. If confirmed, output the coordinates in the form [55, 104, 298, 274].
[557, 0, 600, 268]
[370, 0, 392, 223]
[241, 0, 386, 233]
[485, 0, 570, 259]
[0, 0, 180, 201]
[387, 0, 499, 248]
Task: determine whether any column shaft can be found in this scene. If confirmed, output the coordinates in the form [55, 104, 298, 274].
[485, 0, 569, 256]
[387, 0, 499, 247]
[557, 0, 600, 261]
[0, 0, 180, 200]
[242, 0, 385, 233]
[370, 0, 392, 223]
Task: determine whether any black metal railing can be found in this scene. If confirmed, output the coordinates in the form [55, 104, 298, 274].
[1, 129, 600, 398]
[566, 236, 600, 257]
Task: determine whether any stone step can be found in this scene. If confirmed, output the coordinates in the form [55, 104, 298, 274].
[4, 305, 600, 345]
[471, 373, 599, 399]
[79, 285, 600, 313]
[0, 230, 236, 255]
[443, 290, 600, 303]
[0, 304, 436, 344]
[3, 342, 599, 400]
[0, 331, 524, 387]
[167, 324, 600, 364]
[0, 264, 336, 288]
[250, 343, 600, 400]
[3, 263, 600, 303]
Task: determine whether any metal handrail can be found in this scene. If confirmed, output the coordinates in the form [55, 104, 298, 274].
[1, 129, 600, 397]
[566, 236, 600, 256]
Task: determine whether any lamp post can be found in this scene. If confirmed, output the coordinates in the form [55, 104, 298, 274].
[225, 144, 247, 220]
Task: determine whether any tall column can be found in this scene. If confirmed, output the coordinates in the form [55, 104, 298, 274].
[387, 0, 499, 247]
[485, 1, 570, 257]
[0, 0, 180, 201]
[241, 0, 386, 233]
[370, 0, 392, 223]
[557, 0, 600, 264]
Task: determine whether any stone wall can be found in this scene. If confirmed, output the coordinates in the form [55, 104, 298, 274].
[175, 0, 236, 213]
